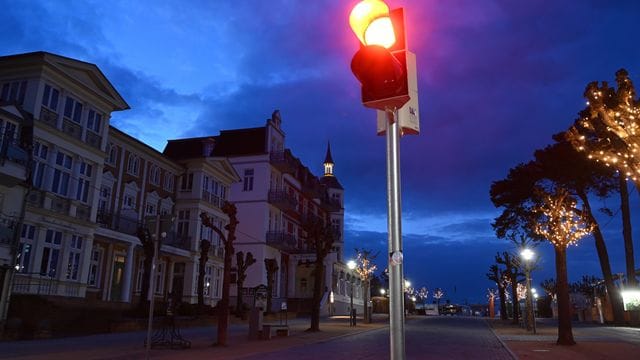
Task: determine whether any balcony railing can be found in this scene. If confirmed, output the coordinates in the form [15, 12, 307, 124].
[202, 189, 222, 208]
[162, 235, 191, 251]
[0, 137, 28, 166]
[269, 149, 297, 174]
[26, 189, 46, 207]
[0, 213, 17, 246]
[266, 231, 298, 252]
[75, 203, 91, 222]
[97, 210, 141, 236]
[39, 106, 58, 128]
[321, 196, 342, 212]
[62, 118, 82, 140]
[268, 189, 298, 213]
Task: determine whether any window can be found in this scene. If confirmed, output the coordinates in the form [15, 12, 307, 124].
[177, 210, 190, 237]
[76, 161, 92, 203]
[98, 185, 111, 212]
[127, 154, 139, 176]
[163, 172, 174, 192]
[180, 173, 193, 191]
[15, 224, 36, 273]
[106, 144, 117, 165]
[51, 151, 73, 196]
[86, 109, 102, 133]
[0, 119, 18, 142]
[243, 169, 254, 191]
[88, 246, 102, 287]
[66, 235, 83, 281]
[32, 141, 48, 189]
[40, 229, 62, 277]
[204, 265, 213, 296]
[41, 84, 59, 111]
[63, 96, 83, 123]
[1, 80, 27, 105]
[124, 194, 136, 209]
[146, 203, 156, 215]
[149, 164, 160, 186]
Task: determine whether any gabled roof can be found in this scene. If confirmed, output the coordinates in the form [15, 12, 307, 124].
[0, 51, 129, 111]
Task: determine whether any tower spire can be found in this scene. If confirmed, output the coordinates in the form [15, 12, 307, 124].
[324, 141, 334, 176]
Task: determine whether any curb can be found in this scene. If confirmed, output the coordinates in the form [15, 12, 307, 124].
[485, 320, 519, 360]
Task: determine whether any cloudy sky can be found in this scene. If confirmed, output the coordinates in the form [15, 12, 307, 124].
[3, 0, 640, 303]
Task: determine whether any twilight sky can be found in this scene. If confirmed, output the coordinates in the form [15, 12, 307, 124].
[3, 0, 640, 304]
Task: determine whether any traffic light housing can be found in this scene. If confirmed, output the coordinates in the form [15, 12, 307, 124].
[350, 6, 409, 111]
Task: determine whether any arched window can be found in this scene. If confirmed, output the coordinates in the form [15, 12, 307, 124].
[106, 143, 117, 165]
[127, 154, 139, 176]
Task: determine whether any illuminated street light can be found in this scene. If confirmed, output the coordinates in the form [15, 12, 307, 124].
[347, 260, 357, 326]
[520, 248, 537, 334]
[380, 288, 387, 295]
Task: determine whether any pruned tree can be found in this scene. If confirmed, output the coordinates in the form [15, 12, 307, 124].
[487, 288, 498, 318]
[200, 202, 238, 346]
[264, 258, 279, 313]
[433, 288, 444, 308]
[532, 188, 594, 345]
[301, 213, 336, 332]
[570, 275, 605, 307]
[541, 278, 557, 299]
[198, 239, 211, 311]
[354, 248, 378, 323]
[235, 251, 256, 316]
[487, 264, 508, 320]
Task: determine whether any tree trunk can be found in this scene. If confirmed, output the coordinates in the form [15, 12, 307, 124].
[216, 241, 233, 346]
[498, 285, 508, 320]
[509, 271, 520, 324]
[364, 280, 370, 323]
[620, 177, 637, 286]
[236, 279, 244, 316]
[309, 259, 324, 332]
[578, 190, 625, 324]
[555, 246, 576, 345]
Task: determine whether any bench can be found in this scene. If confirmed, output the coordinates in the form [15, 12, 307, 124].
[261, 324, 289, 340]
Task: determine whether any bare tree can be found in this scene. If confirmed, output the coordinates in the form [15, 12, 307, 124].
[200, 202, 238, 346]
[301, 214, 336, 332]
[136, 227, 154, 313]
[264, 258, 279, 314]
[487, 264, 508, 320]
[353, 248, 378, 323]
[235, 251, 256, 316]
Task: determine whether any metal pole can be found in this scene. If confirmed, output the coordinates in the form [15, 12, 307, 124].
[386, 109, 405, 360]
[350, 280, 355, 326]
[145, 216, 160, 359]
[530, 273, 536, 335]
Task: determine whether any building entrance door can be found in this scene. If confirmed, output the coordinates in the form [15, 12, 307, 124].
[172, 262, 185, 301]
[110, 255, 125, 301]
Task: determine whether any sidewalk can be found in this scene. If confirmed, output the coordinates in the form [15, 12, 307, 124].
[488, 318, 640, 360]
[1, 314, 389, 360]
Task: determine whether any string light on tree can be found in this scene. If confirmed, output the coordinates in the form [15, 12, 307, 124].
[533, 189, 594, 249]
[567, 69, 640, 183]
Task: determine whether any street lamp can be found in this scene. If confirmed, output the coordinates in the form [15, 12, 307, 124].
[380, 288, 387, 296]
[520, 248, 536, 334]
[348, 260, 357, 326]
[349, 2, 419, 359]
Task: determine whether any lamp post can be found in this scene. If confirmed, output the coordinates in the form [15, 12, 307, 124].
[349, 2, 419, 358]
[347, 260, 357, 326]
[520, 248, 536, 334]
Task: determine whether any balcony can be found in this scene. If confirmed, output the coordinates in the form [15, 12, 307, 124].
[75, 203, 91, 222]
[269, 149, 297, 174]
[268, 189, 298, 214]
[39, 106, 58, 128]
[266, 231, 298, 252]
[97, 210, 141, 236]
[85, 131, 102, 150]
[0, 138, 28, 186]
[0, 213, 17, 247]
[163, 235, 191, 251]
[62, 118, 82, 140]
[202, 189, 222, 208]
[210, 245, 224, 260]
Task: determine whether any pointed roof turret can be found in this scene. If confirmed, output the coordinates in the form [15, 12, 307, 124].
[324, 141, 334, 165]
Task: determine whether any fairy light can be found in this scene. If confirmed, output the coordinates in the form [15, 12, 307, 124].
[533, 189, 594, 249]
[567, 69, 640, 183]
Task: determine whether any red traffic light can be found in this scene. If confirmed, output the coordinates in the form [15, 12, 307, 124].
[351, 45, 408, 110]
